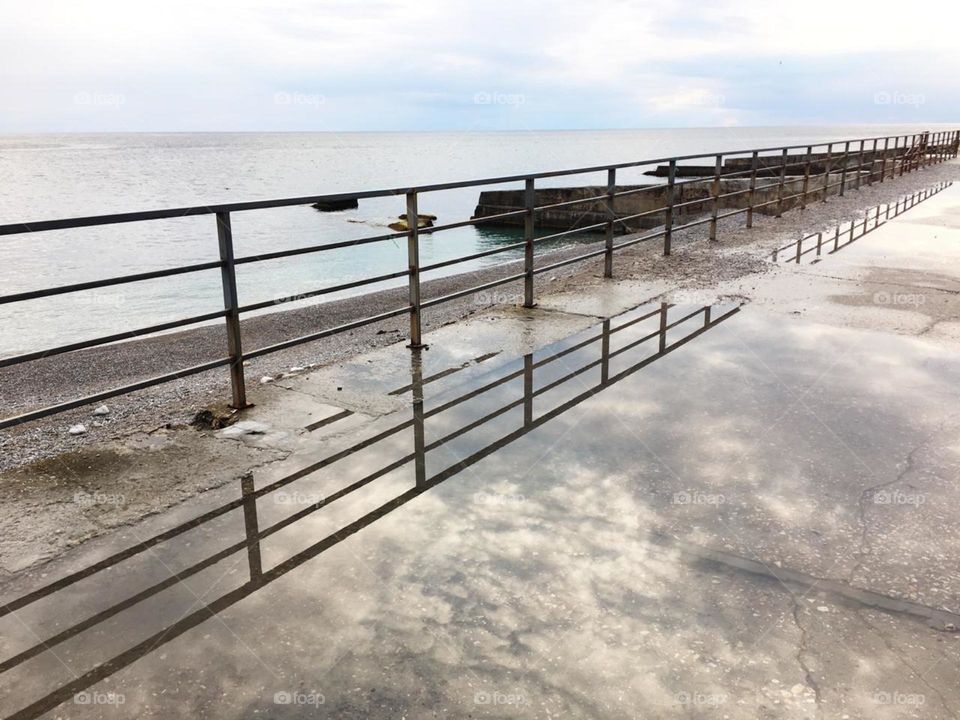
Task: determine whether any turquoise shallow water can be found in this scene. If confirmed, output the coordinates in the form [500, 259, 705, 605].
[0, 125, 948, 356]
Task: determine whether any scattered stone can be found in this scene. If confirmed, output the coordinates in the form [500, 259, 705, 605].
[68, 424, 87, 435]
[191, 405, 237, 430]
[816, 606, 830, 612]
[92, 405, 110, 416]
[289, 366, 306, 373]
[260, 376, 274, 384]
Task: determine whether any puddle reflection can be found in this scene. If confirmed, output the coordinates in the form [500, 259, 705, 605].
[0, 302, 740, 719]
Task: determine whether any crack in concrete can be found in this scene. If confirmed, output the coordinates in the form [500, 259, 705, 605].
[790, 599, 823, 715]
[850, 421, 948, 584]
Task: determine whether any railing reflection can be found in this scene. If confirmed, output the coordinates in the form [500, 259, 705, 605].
[0, 300, 739, 720]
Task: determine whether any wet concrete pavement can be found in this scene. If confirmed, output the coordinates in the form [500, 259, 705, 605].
[2, 183, 960, 718]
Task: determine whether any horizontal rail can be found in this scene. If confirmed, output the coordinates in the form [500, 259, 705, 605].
[0, 261, 222, 305]
[0, 310, 228, 369]
[0, 357, 231, 430]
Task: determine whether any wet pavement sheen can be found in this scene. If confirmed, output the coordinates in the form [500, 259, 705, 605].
[2, 299, 960, 718]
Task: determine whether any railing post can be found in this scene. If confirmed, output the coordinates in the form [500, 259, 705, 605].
[795, 235, 802, 263]
[821, 143, 833, 202]
[663, 159, 676, 255]
[800, 145, 812, 210]
[216, 211, 248, 409]
[856, 139, 865, 189]
[839, 141, 850, 196]
[406, 191, 424, 348]
[746, 151, 759, 226]
[524, 178, 536, 306]
[867, 139, 877, 185]
[604, 169, 616, 277]
[899, 135, 908, 176]
[880, 137, 889, 183]
[833, 224, 840, 251]
[709, 154, 721, 241]
[775, 148, 787, 217]
[816, 231, 823, 257]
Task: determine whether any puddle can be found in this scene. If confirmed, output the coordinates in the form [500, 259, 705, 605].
[2, 302, 960, 718]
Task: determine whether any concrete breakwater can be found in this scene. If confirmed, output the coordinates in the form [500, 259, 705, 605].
[471, 174, 854, 234]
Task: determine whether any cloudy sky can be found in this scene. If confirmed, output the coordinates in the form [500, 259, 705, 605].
[1, 0, 957, 132]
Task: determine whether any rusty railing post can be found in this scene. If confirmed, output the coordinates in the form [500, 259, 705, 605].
[800, 145, 812, 209]
[216, 211, 248, 409]
[524, 178, 536, 306]
[746, 151, 759, 226]
[856, 139, 865, 190]
[663, 159, 676, 255]
[821, 143, 833, 202]
[709, 154, 721, 241]
[604, 169, 615, 277]
[839, 141, 850, 196]
[775, 148, 787, 217]
[880, 137, 889, 182]
[406, 191, 424, 348]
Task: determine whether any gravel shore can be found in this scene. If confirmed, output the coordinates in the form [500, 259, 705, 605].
[2, 162, 957, 470]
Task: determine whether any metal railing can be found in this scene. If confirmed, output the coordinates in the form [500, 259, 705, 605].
[772, 182, 953, 263]
[1, 129, 957, 429]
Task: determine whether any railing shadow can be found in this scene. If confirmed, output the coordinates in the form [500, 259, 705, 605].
[0, 300, 739, 719]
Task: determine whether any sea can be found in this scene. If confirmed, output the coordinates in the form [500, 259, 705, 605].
[0, 125, 950, 356]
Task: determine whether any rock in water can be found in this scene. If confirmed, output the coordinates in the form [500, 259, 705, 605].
[311, 198, 359, 211]
[68, 424, 87, 435]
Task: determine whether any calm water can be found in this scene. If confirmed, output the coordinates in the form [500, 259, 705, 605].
[0, 125, 948, 356]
